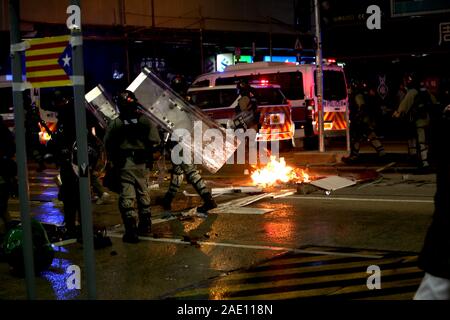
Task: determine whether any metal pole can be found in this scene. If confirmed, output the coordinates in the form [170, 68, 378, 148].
[314, 0, 325, 152]
[269, 17, 272, 62]
[69, 0, 96, 299]
[150, 0, 155, 28]
[8, 0, 36, 300]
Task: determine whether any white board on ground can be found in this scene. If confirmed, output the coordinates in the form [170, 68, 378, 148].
[309, 175, 356, 191]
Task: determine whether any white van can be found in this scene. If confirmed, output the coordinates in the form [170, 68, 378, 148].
[191, 61, 349, 147]
[187, 82, 295, 144]
[0, 75, 15, 130]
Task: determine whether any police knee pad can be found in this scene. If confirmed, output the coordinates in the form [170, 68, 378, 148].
[119, 197, 135, 212]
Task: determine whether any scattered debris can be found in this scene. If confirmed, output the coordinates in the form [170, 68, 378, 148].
[309, 175, 356, 191]
[376, 162, 396, 173]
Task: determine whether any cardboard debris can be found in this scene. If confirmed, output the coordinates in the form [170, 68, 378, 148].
[309, 175, 356, 191]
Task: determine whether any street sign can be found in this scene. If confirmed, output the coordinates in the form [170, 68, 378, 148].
[391, 0, 450, 17]
[25, 35, 73, 88]
[439, 22, 450, 45]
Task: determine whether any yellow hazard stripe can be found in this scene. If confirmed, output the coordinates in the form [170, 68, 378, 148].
[25, 46, 67, 57]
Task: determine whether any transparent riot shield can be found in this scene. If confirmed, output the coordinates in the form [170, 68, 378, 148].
[127, 68, 239, 173]
[85, 85, 119, 129]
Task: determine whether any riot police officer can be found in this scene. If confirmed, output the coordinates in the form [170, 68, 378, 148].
[232, 79, 260, 131]
[104, 90, 161, 243]
[342, 81, 386, 163]
[393, 74, 432, 171]
[161, 78, 217, 216]
[162, 138, 217, 215]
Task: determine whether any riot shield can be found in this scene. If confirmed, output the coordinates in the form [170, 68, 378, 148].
[85, 85, 120, 129]
[127, 68, 239, 173]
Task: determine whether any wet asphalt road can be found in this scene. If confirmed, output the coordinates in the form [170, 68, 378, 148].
[0, 151, 436, 300]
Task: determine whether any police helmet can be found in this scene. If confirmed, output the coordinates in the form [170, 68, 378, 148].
[237, 79, 252, 96]
[116, 90, 139, 115]
[171, 74, 187, 95]
[52, 90, 71, 109]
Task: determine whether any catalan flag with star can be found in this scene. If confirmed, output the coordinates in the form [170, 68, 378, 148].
[25, 35, 73, 88]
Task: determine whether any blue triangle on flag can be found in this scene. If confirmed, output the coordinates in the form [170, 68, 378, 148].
[58, 44, 73, 77]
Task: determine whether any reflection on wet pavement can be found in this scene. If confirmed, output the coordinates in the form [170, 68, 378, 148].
[40, 246, 80, 300]
[33, 202, 65, 226]
[28, 170, 65, 226]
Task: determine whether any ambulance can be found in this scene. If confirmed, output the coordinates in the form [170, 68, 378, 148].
[190, 61, 349, 148]
[0, 75, 15, 131]
[187, 82, 295, 144]
[0, 75, 57, 142]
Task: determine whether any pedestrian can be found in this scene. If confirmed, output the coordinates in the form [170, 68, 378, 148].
[392, 73, 433, 172]
[342, 80, 386, 163]
[414, 103, 450, 300]
[104, 90, 161, 243]
[0, 115, 16, 240]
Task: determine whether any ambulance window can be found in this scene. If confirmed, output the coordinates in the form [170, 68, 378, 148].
[315, 71, 347, 101]
[216, 76, 255, 86]
[189, 89, 238, 109]
[0, 88, 13, 114]
[253, 88, 285, 105]
[262, 72, 304, 100]
[191, 79, 210, 88]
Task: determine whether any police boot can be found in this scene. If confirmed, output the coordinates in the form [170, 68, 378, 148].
[138, 214, 152, 236]
[122, 217, 139, 244]
[162, 193, 175, 211]
[197, 192, 217, 215]
[341, 154, 360, 164]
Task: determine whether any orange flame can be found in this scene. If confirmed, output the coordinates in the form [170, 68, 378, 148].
[38, 122, 56, 144]
[251, 156, 310, 187]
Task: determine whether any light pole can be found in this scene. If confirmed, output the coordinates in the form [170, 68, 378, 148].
[314, 0, 325, 152]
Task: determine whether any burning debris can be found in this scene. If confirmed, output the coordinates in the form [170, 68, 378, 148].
[250, 156, 310, 187]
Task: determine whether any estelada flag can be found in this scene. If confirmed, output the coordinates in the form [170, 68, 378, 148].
[25, 35, 73, 88]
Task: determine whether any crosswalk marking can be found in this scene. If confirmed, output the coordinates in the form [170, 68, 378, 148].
[223, 256, 417, 281]
[168, 249, 423, 300]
